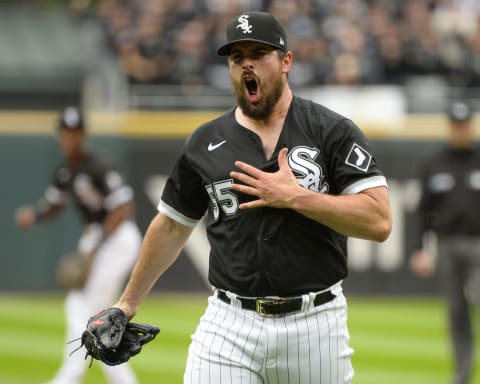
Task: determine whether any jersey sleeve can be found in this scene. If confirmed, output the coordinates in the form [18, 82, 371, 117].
[412, 168, 430, 249]
[44, 166, 69, 206]
[103, 170, 134, 210]
[158, 145, 209, 227]
[413, 157, 439, 248]
[90, 154, 134, 211]
[324, 119, 387, 195]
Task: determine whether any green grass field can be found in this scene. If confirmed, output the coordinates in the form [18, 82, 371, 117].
[0, 293, 478, 384]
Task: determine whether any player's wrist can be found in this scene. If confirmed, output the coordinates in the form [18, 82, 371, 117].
[33, 200, 51, 222]
[113, 300, 137, 320]
[288, 188, 313, 211]
[31, 206, 41, 223]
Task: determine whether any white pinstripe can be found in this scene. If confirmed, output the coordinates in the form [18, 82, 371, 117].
[184, 284, 354, 383]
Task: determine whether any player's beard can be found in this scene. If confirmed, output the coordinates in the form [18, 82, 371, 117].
[233, 74, 284, 121]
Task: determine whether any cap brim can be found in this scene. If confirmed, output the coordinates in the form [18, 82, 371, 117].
[450, 117, 471, 122]
[449, 112, 472, 122]
[217, 38, 286, 56]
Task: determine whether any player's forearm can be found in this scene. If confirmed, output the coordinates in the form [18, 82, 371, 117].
[35, 199, 63, 221]
[16, 201, 63, 229]
[115, 212, 193, 318]
[291, 186, 392, 242]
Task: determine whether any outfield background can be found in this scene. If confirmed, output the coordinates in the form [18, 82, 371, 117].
[1, 294, 479, 384]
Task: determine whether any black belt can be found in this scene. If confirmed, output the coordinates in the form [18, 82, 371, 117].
[217, 289, 336, 317]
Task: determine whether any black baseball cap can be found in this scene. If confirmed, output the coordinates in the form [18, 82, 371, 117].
[447, 100, 472, 122]
[217, 11, 288, 56]
[58, 106, 84, 131]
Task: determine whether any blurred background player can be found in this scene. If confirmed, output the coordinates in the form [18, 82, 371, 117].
[410, 100, 480, 384]
[14, 106, 142, 384]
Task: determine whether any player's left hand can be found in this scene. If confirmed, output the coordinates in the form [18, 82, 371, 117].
[78, 307, 160, 366]
[230, 148, 302, 209]
[56, 251, 92, 290]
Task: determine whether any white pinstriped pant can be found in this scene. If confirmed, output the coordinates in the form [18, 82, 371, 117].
[184, 283, 354, 383]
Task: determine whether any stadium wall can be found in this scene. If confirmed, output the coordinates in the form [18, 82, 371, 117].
[2, 110, 477, 295]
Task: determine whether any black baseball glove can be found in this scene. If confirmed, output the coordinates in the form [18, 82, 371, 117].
[78, 307, 160, 366]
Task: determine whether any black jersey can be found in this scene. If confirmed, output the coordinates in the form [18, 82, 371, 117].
[44, 152, 134, 224]
[416, 145, 480, 245]
[160, 96, 387, 296]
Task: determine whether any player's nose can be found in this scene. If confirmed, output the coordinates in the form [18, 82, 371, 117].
[241, 59, 254, 70]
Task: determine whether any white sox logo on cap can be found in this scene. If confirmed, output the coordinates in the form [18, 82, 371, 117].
[236, 15, 252, 34]
[217, 11, 288, 56]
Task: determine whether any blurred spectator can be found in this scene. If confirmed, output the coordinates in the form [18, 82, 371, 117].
[89, 0, 480, 90]
[366, 1, 406, 84]
[171, 18, 209, 91]
[431, 0, 479, 86]
[401, 0, 443, 75]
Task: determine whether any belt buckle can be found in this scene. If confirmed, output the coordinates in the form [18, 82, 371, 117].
[256, 299, 284, 317]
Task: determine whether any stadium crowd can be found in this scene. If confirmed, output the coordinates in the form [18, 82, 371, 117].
[94, 0, 480, 90]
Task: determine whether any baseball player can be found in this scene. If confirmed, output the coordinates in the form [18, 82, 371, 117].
[111, 11, 392, 383]
[15, 106, 142, 384]
[410, 100, 480, 384]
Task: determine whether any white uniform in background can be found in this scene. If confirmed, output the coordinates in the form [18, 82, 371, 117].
[44, 149, 141, 384]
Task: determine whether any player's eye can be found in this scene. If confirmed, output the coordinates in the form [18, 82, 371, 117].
[252, 49, 268, 58]
[229, 51, 243, 64]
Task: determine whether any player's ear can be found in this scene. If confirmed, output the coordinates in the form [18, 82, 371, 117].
[280, 51, 293, 73]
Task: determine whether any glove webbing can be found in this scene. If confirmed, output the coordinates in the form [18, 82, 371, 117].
[68, 336, 97, 368]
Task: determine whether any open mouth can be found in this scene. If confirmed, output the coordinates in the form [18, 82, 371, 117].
[242, 74, 260, 103]
[244, 77, 258, 95]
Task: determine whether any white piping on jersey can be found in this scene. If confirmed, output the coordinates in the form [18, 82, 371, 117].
[45, 185, 67, 205]
[341, 175, 387, 195]
[158, 200, 199, 227]
[104, 186, 134, 211]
